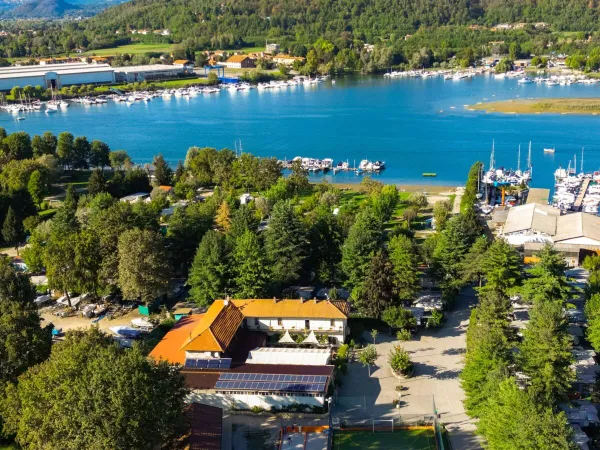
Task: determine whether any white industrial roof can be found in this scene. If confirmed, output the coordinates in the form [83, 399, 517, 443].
[0, 63, 92, 73]
[246, 347, 331, 366]
[554, 213, 600, 243]
[0, 64, 114, 80]
[502, 203, 559, 235]
[116, 64, 183, 73]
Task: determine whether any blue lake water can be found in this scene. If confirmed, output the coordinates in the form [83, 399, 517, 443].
[3, 74, 600, 189]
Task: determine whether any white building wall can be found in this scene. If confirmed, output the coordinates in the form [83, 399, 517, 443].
[555, 237, 600, 246]
[245, 317, 346, 342]
[58, 71, 115, 87]
[188, 390, 324, 410]
[0, 75, 46, 91]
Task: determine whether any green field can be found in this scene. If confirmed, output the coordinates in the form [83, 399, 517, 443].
[333, 429, 436, 450]
[80, 43, 178, 56]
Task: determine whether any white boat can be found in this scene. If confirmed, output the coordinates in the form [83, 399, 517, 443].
[518, 77, 533, 84]
[131, 318, 154, 329]
[544, 148, 556, 153]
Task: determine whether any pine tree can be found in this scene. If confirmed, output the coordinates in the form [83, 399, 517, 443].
[481, 238, 522, 294]
[232, 230, 269, 298]
[215, 201, 232, 233]
[341, 207, 382, 295]
[87, 168, 107, 196]
[357, 250, 397, 319]
[264, 200, 307, 287]
[153, 153, 173, 186]
[2, 206, 23, 252]
[229, 205, 260, 240]
[477, 378, 574, 450]
[388, 234, 420, 301]
[519, 299, 574, 406]
[188, 231, 228, 307]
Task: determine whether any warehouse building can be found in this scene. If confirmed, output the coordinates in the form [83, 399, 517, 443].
[114, 64, 193, 83]
[0, 63, 115, 91]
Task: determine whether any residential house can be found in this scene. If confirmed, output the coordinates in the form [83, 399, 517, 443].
[221, 55, 256, 69]
[266, 43, 280, 54]
[272, 54, 305, 66]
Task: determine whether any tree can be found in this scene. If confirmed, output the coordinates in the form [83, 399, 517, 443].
[1, 328, 187, 450]
[232, 230, 269, 298]
[215, 201, 232, 233]
[357, 250, 397, 319]
[229, 205, 260, 240]
[153, 153, 172, 186]
[118, 229, 170, 303]
[124, 167, 151, 195]
[341, 208, 382, 294]
[388, 234, 420, 301]
[45, 224, 78, 306]
[72, 136, 91, 169]
[3, 131, 32, 161]
[477, 378, 573, 450]
[382, 306, 417, 330]
[521, 244, 570, 304]
[87, 168, 107, 196]
[2, 206, 23, 252]
[586, 294, 600, 352]
[408, 192, 428, 209]
[371, 184, 399, 222]
[109, 150, 132, 170]
[402, 206, 419, 228]
[388, 345, 413, 376]
[188, 231, 228, 307]
[89, 140, 110, 168]
[0, 255, 37, 305]
[305, 206, 343, 284]
[56, 132, 75, 169]
[432, 199, 452, 231]
[74, 229, 101, 296]
[264, 200, 307, 288]
[481, 238, 522, 294]
[27, 169, 45, 205]
[519, 299, 574, 406]
[358, 344, 378, 377]
[459, 235, 488, 287]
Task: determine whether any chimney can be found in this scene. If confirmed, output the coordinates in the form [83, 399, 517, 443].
[301, 297, 305, 303]
[224, 295, 230, 306]
[314, 297, 318, 304]
[273, 297, 278, 303]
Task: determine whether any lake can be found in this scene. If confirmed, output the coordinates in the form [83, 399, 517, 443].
[3, 74, 600, 189]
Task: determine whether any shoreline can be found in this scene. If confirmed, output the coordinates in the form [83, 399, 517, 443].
[469, 98, 600, 115]
[322, 181, 459, 193]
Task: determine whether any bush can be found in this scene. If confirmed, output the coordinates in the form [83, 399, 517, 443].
[388, 345, 413, 376]
[396, 329, 412, 341]
[427, 310, 444, 328]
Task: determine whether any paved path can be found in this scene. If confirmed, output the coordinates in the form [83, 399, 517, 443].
[335, 288, 482, 449]
[452, 187, 464, 214]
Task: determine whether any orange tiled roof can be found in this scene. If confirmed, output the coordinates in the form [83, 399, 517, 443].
[226, 55, 251, 63]
[174, 59, 191, 64]
[232, 298, 349, 319]
[149, 315, 204, 364]
[158, 185, 173, 191]
[180, 301, 244, 353]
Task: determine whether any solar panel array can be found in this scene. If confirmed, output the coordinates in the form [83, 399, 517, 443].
[215, 373, 328, 393]
[184, 358, 232, 369]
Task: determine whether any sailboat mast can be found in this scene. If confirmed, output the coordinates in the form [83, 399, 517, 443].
[581, 147, 584, 173]
[527, 141, 532, 169]
[574, 153, 577, 174]
[517, 144, 521, 172]
[490, 140, 495, 170]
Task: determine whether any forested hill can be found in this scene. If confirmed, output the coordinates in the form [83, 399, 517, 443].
[86, 0, 600, 45]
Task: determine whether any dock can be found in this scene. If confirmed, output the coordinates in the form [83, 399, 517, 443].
[573, 178, 591, 211]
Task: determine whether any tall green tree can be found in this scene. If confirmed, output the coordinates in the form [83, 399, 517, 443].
[519, 299, 574, 406]
[89, 140, 110, 169]
[477, 378, 574, 450]
[72, 136, 91, 169]
[264, 200, 307, 288]
[459, 235, 488, 287]
[341, 207, 382, 296]
[87, 168, 107, 196]
[305, 206, 343, 284]
[1, 328, 187, 450]
[27, 169, 45, 205]
[388, 234, 420, 301]
[153, 153, 172, 186]
[585, 293, 600, 352]
[74, 229, 101, 296]
[481, 238, 522, 294]
[118, 229, 170, 303]
[57, 132, 75, 169]
[3, 131, 32, 162]
[357, 249, 397, 319]
[2, 206, 23, 251]
[371, 184, 399, 222]
[188, 230, 228, 307]
[232, 230, 269, 298]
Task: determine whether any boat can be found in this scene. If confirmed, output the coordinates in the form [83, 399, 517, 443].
[518, 77, 534, 84]
[544, 148, 556, 153]
[109, 326, 142, 339]
[16, 116, 25, 121]
[422, 173, 437, 177]
[131, 317, 154, 329]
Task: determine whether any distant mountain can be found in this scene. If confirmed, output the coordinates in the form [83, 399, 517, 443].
[0, 0, 126, 18]
[2, 0, 80, 17]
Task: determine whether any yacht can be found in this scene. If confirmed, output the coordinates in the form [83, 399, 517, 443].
[518, 77, 534, 84]
[544, 148, 556, 153]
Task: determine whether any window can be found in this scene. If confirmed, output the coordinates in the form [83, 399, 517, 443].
[330, 319, 335, 327]
[254, 318, 259, 326]
[278, 318, 282, 326]
[305, 319, 310, 329]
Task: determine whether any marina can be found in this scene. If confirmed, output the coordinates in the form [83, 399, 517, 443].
[5, 74, 600, 188]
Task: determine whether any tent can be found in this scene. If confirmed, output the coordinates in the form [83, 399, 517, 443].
[302, 330, 320, 345]
[278, 330, 296, 344]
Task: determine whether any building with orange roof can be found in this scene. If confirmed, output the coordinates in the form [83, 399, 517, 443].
[221, 55, 256, 69]
[150, 298, 348, 409]
[272, 54, 305, 66]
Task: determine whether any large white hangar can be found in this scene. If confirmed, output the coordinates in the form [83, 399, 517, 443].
[0, 63, 116, 91]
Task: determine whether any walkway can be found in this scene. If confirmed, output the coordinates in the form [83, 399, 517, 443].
[573, 178, 591, 211]
[334, 288, 482, 449]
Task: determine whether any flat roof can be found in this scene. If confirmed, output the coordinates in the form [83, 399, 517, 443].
[0, 64, 114, 80]
[0, 63, 92, 73]
[116, 64, 184, 73]
[526, 188, 551, 205]
[503, 203, 559, 235]
[246, 347, 331, 366]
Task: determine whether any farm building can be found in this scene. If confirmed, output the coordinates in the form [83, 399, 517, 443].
[0, 63, 116, 91]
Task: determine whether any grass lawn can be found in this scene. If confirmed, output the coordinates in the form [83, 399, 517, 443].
[333, 429, 437, 450]
[80, 43, 177, 56]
